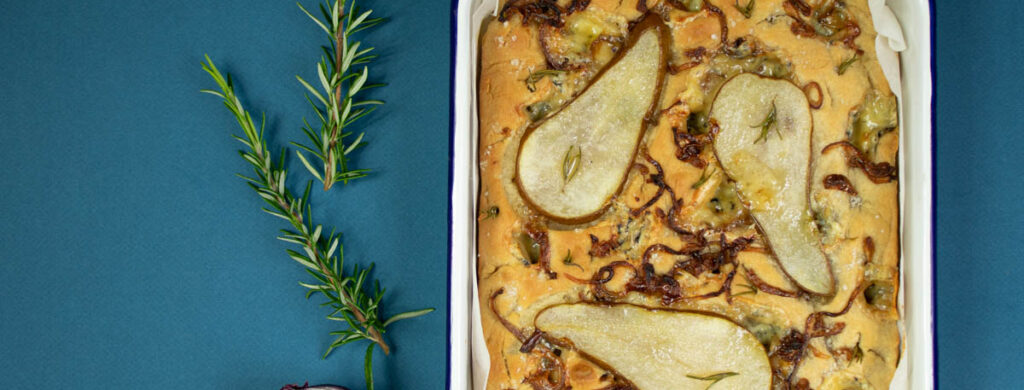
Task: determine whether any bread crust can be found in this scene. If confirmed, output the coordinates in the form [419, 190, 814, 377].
[477, 1, 901, 388]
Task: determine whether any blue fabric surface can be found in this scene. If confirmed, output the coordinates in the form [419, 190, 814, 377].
[0, 0, 450, 388]
[2, 0, 1020, 388]
[934, 2, 1024, 389]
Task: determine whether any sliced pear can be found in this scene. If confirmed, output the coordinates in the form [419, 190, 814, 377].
[710, 73, 834, 295]
[515, 17, 667, 224]
[535, 303, 771, 389]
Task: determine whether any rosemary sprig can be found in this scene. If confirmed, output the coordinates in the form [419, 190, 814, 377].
[294, 0, 385, 190]
[201, 56, 432, 390]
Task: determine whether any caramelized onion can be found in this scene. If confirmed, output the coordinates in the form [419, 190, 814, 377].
[525, 225, 557, 278]
[673, 126, 710, 169]
[786, 0, 812, 16]
[803, 81, 823, 109]
[674, 233, 753, 276]
[500, 0, 565, 26]
[525, 349, 569, 390]
[783, 0, 861, 50]
[500, 0, 590, 27]
[703, 1, 729, 46]
[635, 0, 647, 14]
[569, 232, 751, 304]
[630, 150, 669, 216]
[668, 61, 701, 74]
[768, 282, 864, 387]
[823, 174, 857, 195]
[669, 47, 708, 74]
[588, 233, 620, 257]
[489, 288, 527, 342]
[744, 268, 799, 298]
[822, 141, 897, 183]
[863, 236, 875, 263]
[805, 282, 862, 338]
[520, 330, 546, 353]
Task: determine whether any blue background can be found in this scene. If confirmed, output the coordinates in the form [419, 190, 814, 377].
[0, 0, 450, 388]
[0, 0, 1020, 389]
[933, 1, 1024, 389]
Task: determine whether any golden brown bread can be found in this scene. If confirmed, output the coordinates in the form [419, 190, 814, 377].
[477, 1, 901, 388]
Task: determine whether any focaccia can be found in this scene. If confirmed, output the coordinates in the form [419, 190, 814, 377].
[477, 1, 901, 389]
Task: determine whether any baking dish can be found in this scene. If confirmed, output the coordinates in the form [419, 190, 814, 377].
[448, 1, 933, 388]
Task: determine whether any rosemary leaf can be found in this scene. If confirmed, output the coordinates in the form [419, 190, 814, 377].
[751, 101, 779, 144]
[562, 145, 582, 183]
[732, 283, 758, 297]
[692, 167, 715, 189]
[838, 53, 860, 75]
[364, 343, 375, 390]
[734, 0, 754, 18]
[687, 371, 739, 389]
[562, 250, 583, 272]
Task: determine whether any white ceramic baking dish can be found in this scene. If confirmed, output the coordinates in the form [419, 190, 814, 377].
[448, 1, 933, 388]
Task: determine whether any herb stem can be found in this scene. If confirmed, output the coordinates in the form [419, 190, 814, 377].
[201, 56, 432, 385]
[295, 0, 384, 190]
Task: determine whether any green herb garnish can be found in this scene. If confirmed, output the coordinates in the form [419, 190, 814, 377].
[480, 205, 500, 220]
[293, 0, 384, 190]
[525, 69, 566, 92]
[733, 283, 758, 297]
[851, 338, 865, 364]
[691, 167, 716, 189]
[687, 372, 740, 389]
[734, 0, 755, 18]
[837, 52, 860, 75]
[752, 101, 779, 144]
[202, 56, 432, 390]
[562, 250, 583, 271]
[562, 145, 582, 184]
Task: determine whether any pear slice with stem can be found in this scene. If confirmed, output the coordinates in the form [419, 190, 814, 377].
[515, 16, 668, 225]
[535, 303, 771, 389]
[710, 73, 834, 295]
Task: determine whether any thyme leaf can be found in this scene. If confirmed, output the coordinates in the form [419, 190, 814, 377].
[837, 53, 860, 75]
[852, 338, 865, 364]
[687, 372, 740, 389]
[734, 0, 755, 18]
[692, 167, 716, 189]
[752, 100, 779, 144]
[562, 250, 584, 271]
[733, 283, 758, 297]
